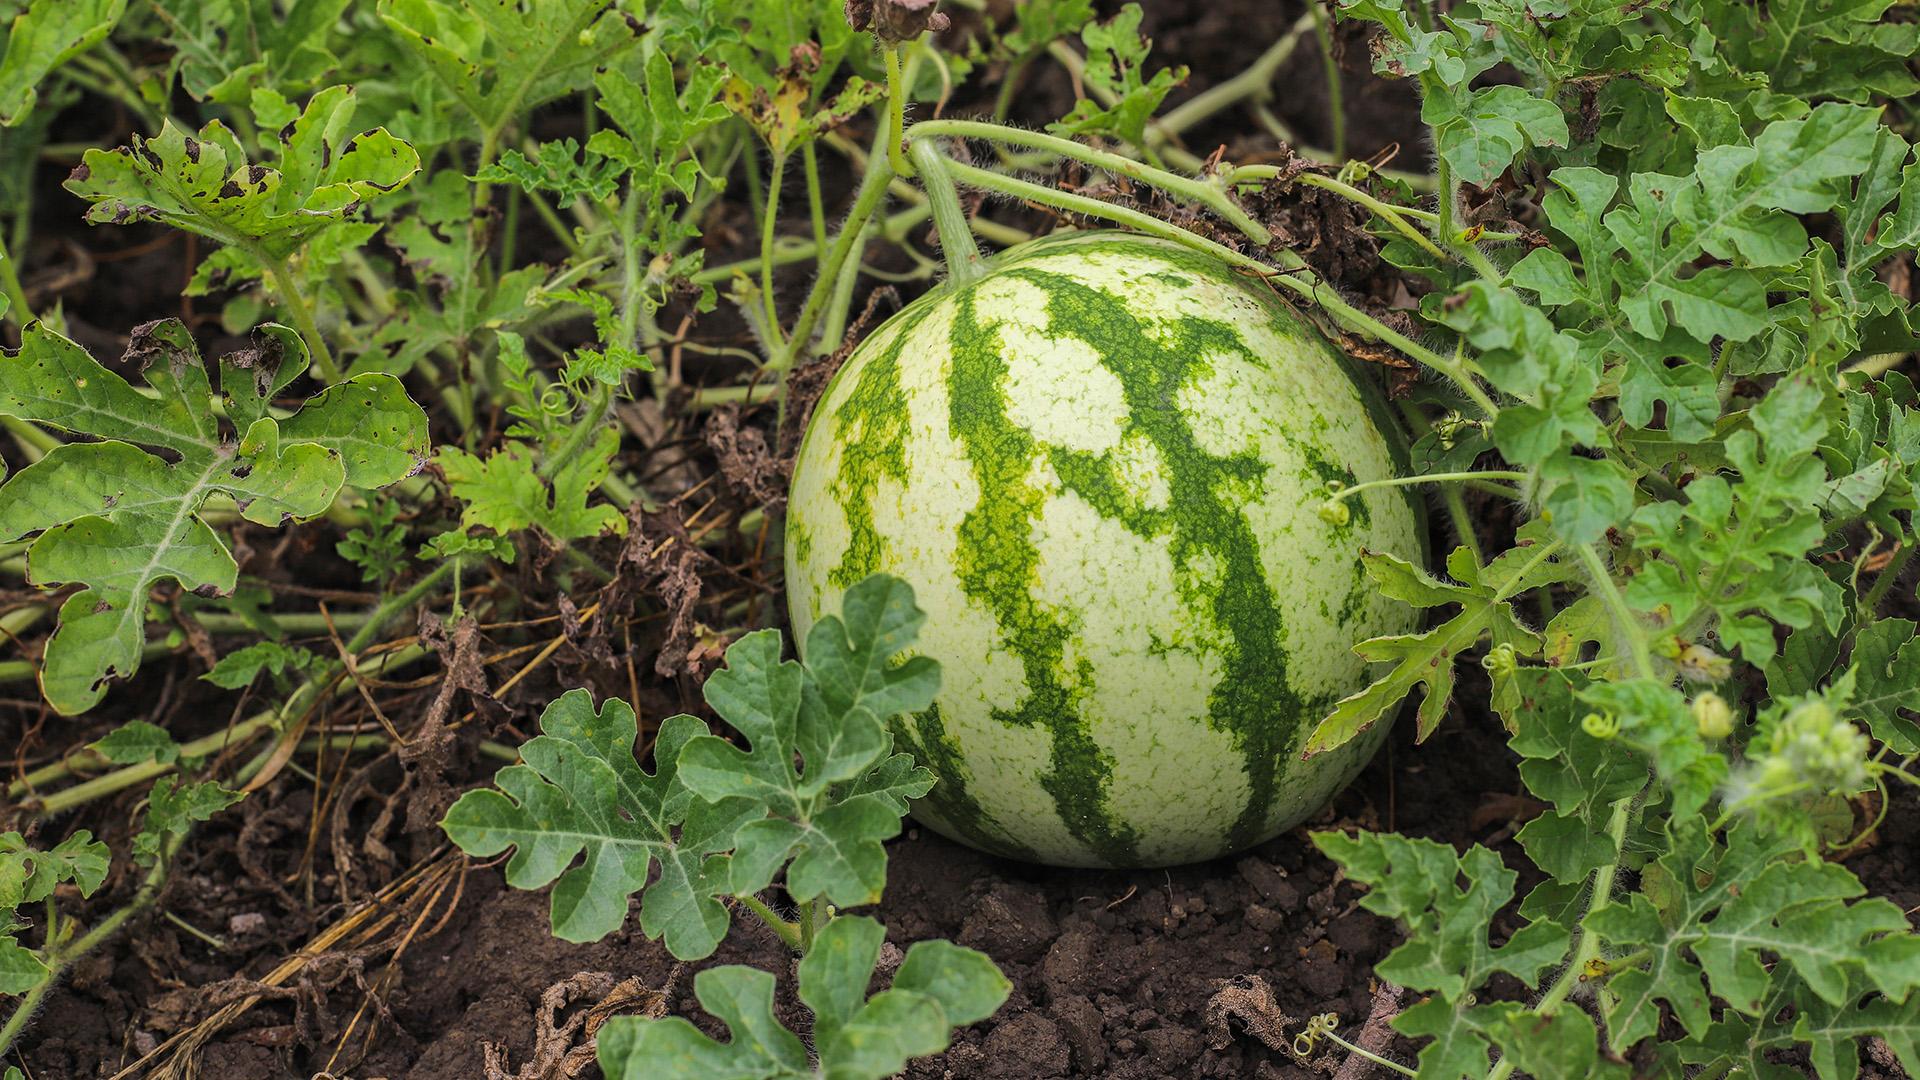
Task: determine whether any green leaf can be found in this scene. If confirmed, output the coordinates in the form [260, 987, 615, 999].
[0, 938, 47, 995]
[1841, 617, 1920, 753]
[64, 85, 420, 261]
[590, 50, 730, 199]
[1705, 0, 1920, 103]
[0, 829, 110, 906]
[1578, 678, 1727, 819]
[150, 0, 355, 103]
[0, 320, 429, 713]
[1478, 1004, 1631, 1080]
[440, 692, 758, 958]
[598, 967, 811, 1080]
[134, 776, 244, 863]
[1626, 377, 1837, 664]
[436, 424, 627, 544]
[1314, 830, 1570, 1078]
[0, 0, 126, 125]
[678, 574, 939, 907]
[377, 0, 641, 133]
[203, 640, 319, 689]
[1428, 84, 1569, 187]
[1588, 106, 1881, 345]
[1587, 821, 1796, 1046]
[368, 171, 546, 375]
[89, 720, 181, 765]
[599, 915, 1008, 1080]
[1692, 858, 1909, 1012]
[1306, 530, 1571, 754]
[1000, 0, 1096, 58]
[1045, 3, 1185, 148]
[473, 137, 623, 208]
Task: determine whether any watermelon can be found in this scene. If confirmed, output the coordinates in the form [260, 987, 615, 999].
[785, 230, 1422, 868]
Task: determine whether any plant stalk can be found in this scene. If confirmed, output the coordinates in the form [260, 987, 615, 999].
[0, 832, 181, 1058]
[264, 254, 341, 383]
[909, 140, 987, 285]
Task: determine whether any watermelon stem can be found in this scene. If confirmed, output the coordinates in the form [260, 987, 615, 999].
[938, 155, 1504, 418]
[909, 140, 987, 285]
[737, 893, 803, 953]
[1328, 469, 1529, 500]
[909, 118, 1273, 246]
[760, 149, 792, 353]
[770, 132, 897, 378]
[885, 46, 914, 179]
[1574, 543, 1655, 680]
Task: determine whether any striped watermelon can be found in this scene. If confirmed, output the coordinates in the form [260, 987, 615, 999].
[785, 231, 1422, 868]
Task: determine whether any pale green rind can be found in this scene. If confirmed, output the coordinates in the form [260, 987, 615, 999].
[787, 231, 1422, 868]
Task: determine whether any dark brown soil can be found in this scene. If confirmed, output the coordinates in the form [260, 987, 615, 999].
[7, 2, 1919, 1079]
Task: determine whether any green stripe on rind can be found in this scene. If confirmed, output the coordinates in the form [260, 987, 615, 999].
[1011, 267, 1305, 853]
[887, 704, 1042, 862]
[824, 305, 930, 589]
[787, 230, 1421, 868]
[948, 289, 1142, 865]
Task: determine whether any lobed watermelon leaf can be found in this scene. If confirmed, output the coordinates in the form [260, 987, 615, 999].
[376, 0, 641, 134]
[679, 574, 938, 908]
[64, 84, 419, 263]
[440, 692, 758, 957]
[597, 914, 1008, 1080]
[0, 319, 430, 714]
[434, 425, 628, 546]
[1311, 829, 1572, 1079]
[1046, 3, 1185, 150]
[148, 0, 353, 104]
[1305, 523, 1575, 756]
[441, 574, 938, 960]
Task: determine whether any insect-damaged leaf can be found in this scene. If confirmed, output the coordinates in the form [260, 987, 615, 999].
[0, 320, 428, 714]
[63, 84, 418, 260]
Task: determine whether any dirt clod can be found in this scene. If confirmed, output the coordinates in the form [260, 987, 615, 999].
[983, 1011, 1071, 1078]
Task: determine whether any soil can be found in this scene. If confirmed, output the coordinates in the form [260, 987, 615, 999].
[6, 1, 1918, 1078]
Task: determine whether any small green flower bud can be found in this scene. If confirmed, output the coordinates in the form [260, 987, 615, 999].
[1757, 699, 1872, 794]
[1318, 500, 1352, 527]
[1692, 692, 1734, 739]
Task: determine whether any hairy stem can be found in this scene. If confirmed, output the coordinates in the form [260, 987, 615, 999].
[910, 140, 987, 285]
[769, 138, 896, 376]
[0, 228, 32, 332]
[885, 46, 914, 178]
[264, 254, 340, 383]
[1229, 165, 1447, 261]
[1577, 543, 1655, 680]
[739, 894, 803, 953]
[938, 156, 1500, 416]
[803, 141, 830, 273]
[1859, 539, 1915, 618]
[910, 117, 1271, 244]
[1309, 3, 1346, 160]
[761, 149, 791, 351]
[1486, 788, 1641, 1079]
